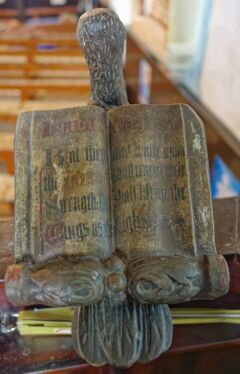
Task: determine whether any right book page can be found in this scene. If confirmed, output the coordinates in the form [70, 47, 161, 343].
[109, 104, 215, 259]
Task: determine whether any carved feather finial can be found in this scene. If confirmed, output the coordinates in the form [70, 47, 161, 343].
[77, 8, 129, 109]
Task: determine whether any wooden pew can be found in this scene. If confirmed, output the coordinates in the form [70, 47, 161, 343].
[0, 19, 91, 218]
[0, 98, 88, 183]
[0, 78, 90, 100]
[0, 26, 89, 100]
[0, 36, 87, 79]
[0, 16, 87, 80]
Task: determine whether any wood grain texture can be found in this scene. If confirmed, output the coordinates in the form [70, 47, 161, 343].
[73, 299, 172, 368]
[77, 8, 128, 109]
[2, 9, 232, 368]
[5, 104, 230, 308]
[1, 198, 237, 260]
[0, 219, 14, 279]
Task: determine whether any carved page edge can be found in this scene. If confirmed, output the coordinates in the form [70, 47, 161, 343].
[181, 104, 216, 256]
[15, 111, 33, 263]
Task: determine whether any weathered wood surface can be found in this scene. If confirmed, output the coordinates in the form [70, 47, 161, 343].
[213, 197, 240, 255]
[0, 197, 238, 279]
[7, 8, 228, 310]
[1, 8, 231, 368]
[1, 278, 240, 373]
[0, 219, 14, 279]
[0, 100, 88, 130]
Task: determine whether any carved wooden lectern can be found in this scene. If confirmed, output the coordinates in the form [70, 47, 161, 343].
[5, 9, 229, 368]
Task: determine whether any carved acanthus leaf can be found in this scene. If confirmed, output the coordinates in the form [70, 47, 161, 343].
[127, 256, 203, 304]
[72, 298, 172, 368]
[5, 259, 106, 307]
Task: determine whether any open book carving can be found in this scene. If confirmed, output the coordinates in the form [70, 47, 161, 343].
[5, 9, 229, 368]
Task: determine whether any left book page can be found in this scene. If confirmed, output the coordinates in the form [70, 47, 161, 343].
[15, 106, 113, 263]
